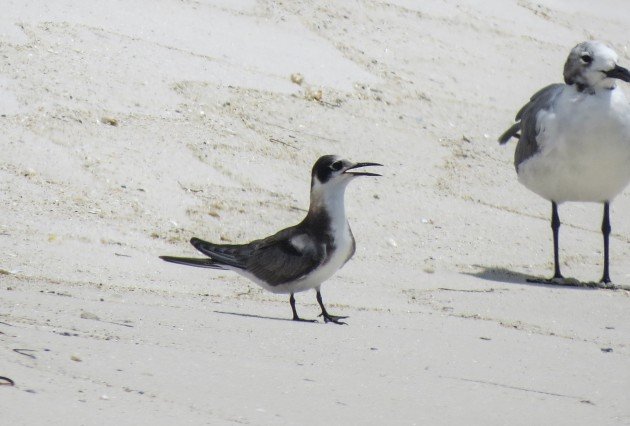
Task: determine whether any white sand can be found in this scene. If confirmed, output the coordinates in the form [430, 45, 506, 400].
[1, 1, 630, 424]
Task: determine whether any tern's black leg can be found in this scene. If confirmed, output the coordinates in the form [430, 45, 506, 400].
[600, 202, 611, 284]
[316, 290, 347, 325]
[290, 293, 316, 322]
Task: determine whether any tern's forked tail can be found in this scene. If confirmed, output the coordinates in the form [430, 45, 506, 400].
[159, 256, 225, 269]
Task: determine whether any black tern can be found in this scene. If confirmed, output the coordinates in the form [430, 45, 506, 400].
[160, 155, 381, 323]
[499, 41, 630, 284]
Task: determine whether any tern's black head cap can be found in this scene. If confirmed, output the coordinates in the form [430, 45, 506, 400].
[311, 155, 344, 184]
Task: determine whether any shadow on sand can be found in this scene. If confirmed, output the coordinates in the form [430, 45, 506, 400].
[463, 265, 628, 291]
[213, 310, 320, 323]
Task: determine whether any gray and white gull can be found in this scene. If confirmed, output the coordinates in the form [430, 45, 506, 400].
[161, 155, 381, 323]
[500, 41, 630, 284]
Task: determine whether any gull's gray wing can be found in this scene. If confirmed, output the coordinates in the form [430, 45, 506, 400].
[498, 83, 565, 170]
[191, 227, 327, 286]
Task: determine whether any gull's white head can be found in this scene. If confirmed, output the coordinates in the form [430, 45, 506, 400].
[563, 41, 630, 91]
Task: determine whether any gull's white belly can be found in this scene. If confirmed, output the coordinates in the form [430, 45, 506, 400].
[518, 89, 630, 202]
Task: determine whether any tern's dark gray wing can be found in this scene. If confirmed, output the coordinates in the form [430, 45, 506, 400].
[190, 237, 248, 269]
[191, 227, 327, 286]
[498, 83, 564, 170]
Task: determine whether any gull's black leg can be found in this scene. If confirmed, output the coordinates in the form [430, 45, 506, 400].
[527, 201, 565, 284]
[551, 201, 564, 280]
[290, 293, 316, 322]
[600, 202, 611, 284]
[316, 290, 347, 325]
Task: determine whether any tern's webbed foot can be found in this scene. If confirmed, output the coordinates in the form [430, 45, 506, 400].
[315, 290, 348, 324]
[319, 312, 348, 325]
[290, 294, 317, 323]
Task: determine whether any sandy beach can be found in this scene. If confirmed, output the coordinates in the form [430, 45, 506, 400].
[1, 1, 630, 424]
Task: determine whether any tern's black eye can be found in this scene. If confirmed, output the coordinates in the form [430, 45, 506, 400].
[581, 54, 592, 64]
[330, 161, 343, 171]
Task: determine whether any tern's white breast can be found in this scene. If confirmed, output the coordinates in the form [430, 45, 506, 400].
[291, 223, 354, 292]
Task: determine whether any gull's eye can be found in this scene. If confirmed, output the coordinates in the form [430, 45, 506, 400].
[330, 161, 343, 171]
[580, 54, 592, 64]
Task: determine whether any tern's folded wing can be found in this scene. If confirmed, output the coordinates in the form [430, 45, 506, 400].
[190, 237, 248, 269]
[245, 231, 327, 286]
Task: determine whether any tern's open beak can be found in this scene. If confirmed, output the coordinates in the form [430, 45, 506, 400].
[604, 64, 630, 82]
[343, 162, 383, 177]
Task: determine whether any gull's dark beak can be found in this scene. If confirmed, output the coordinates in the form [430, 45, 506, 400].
[604, 64, 630, 82]
[343, 162, 383, 177]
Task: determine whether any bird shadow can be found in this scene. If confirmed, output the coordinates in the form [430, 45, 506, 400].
[462, 265, 623, 291]
[213, 310, 319, 324]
